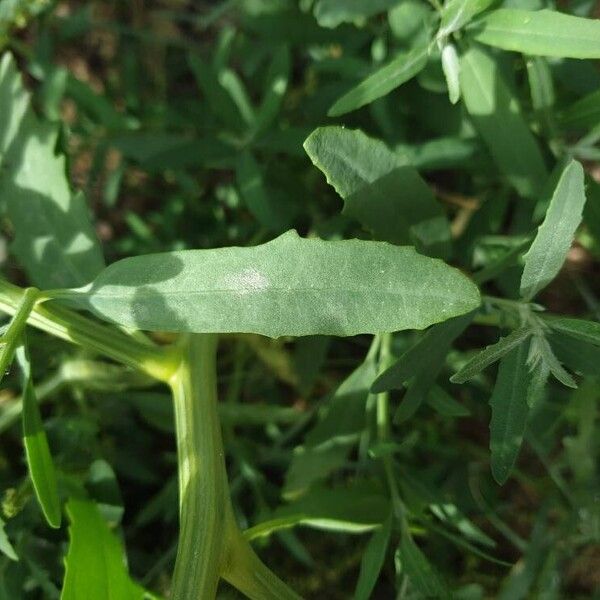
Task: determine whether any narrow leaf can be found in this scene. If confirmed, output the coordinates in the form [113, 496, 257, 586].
[16, 339, 61, 529]
[354, 514, 393, 600]
[472, 9, 600, 59]
[0, 518, 18, 561]
[62, 498, 144, 600]
[520, 160, 586, 300]
[63, 230, 480, 338]
[439, 0, 495, 37]
[545, 317, 600, 347]
[441, 42, 461, 104]
[328, 43, 428, 116]
[373, 313, 472, 393]
[451, 327, 532, 384]
[397, 534, 450, 598]
[459, 45, 548, 198]
[489, 342, 532, 485]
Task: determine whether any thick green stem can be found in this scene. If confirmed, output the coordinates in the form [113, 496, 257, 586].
[170, 334, 227, 598]
[169, 334, 301, 600]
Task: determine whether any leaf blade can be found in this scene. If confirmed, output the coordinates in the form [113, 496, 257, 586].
[65, 231, 481, 338]
[520, 160, 586, 300]
[472, 9, 600, 59]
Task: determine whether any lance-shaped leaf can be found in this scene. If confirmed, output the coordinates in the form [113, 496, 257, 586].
[62, 498, 145, 600]
[460, 45, 548, 198]
[354, 514, 393, 600]
[438, 0, 494, 37]
[62, 231, 480, 338]
[0, 53, 105, 289]
[304, 127, 450, 254]
[489, 341, 532, 485]
[544, 317, 600, 347]
[451, 327, 532, 384]
[396, 534, 450, 599]
[520, 160, 586, 300]
[471, 9, 600, 59]
[16, 338, 61, 529]
[372, 313, 473, 393]
[328, 43, 429, 116]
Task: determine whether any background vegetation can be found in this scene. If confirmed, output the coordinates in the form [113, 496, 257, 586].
[0, 0, 598, 598]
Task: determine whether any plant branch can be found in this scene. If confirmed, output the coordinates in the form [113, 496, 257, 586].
[0, 278, 178, 382]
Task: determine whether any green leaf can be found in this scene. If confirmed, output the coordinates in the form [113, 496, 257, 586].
[459, 45, 548, 198]
[441, 42, 461, 104]
[439, 0, 494, 37]
[63, 230, 480, 338]
[471, 9, 600, 59]
[16, 338, 61, 529]
[0, 517, 18, 561]
[550, 332, 600, 377]
[314, 0, 401, 28]
[559, 88, 600, 130]
[427, 385, 470, 417]
[451, 327, 532, 384]
[328, 43, 429, 116]
[62, 498, 145, 600]
[396, 534, 450, 599]
[545, 317, 600, 347]
[489, 341, 532, 485]
[245, 484, 390, 539]
[304, 127, 450, 254]
[520, 160, 586, 300]
[284, 353, 377, 498]
[236, 151, 294, 232]
[0, 53, 105, 289]
[373, 313, 473, 393]
[354, 513, 393, 600]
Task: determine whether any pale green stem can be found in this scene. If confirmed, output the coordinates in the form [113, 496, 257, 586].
[170, 334, 301, 600]
[0, 278, 177, 382]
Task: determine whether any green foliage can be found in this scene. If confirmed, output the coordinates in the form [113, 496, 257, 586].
[0, 0, 598, 598]
[62, 231, 479, 337]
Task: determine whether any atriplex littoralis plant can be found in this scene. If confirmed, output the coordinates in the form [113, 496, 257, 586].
[1, 0, 600, 596]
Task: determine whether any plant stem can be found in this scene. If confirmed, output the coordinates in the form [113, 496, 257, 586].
[376, 333, 409, 533]
[169, 334, 228, 599]
[0, 278, 177, 382]
[169, 334, 301, 600]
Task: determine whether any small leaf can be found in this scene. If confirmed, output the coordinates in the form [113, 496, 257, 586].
[62, 498, 145, 600]
[246, 483, 390, 539]
[396, 534, 450, 598]
[489, 342, 532, 485]
[550, 332, 600, 377]
[354, 513, 393, 600]
[459, 45, 548, 198]
[314, 0, 401, 28]
[544, 317, 600, 347]
[328, 43, 429, 116]
[439, 0, 494, 37]
[16, 338, 61, 529]
[0, 517, 18, 561]
[471, 9, 600, 59]
[520, 160, 586, 300]
[63, 231, 480, 338]
[441, 42, 461, 104]
[373, 313, 473, 393]
[427, 386, 470, 417]
[451, 327, 532, 384]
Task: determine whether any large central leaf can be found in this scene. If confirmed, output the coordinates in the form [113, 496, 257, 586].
[64, 231, 480, 338]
